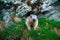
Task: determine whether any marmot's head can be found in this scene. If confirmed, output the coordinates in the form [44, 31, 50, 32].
[29, 14, 37, 22]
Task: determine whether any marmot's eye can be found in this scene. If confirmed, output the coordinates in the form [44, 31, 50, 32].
[30, 16, 32, 18]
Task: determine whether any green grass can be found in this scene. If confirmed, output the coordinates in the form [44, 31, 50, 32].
[0, 18, 60, 40]
[38, 18, 60, 28]
[0, 20, 25, 40]
[29, 28, 60, 40]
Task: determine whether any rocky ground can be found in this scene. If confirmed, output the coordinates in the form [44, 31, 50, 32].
[45, 0, 60, 21]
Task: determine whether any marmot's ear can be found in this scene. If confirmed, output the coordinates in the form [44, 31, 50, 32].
[36, 15, 39, 18]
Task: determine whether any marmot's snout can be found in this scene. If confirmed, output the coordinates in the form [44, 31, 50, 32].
[33, 19, 36, 22]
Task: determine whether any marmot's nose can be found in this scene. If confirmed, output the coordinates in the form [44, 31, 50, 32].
[33, 19, 36, 22]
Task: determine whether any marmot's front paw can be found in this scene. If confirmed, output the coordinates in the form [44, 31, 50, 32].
[34, 27, 37, 30]
[28, 27, 31, 30]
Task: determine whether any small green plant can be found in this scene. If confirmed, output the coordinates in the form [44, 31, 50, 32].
[11, 13, 17, 18]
